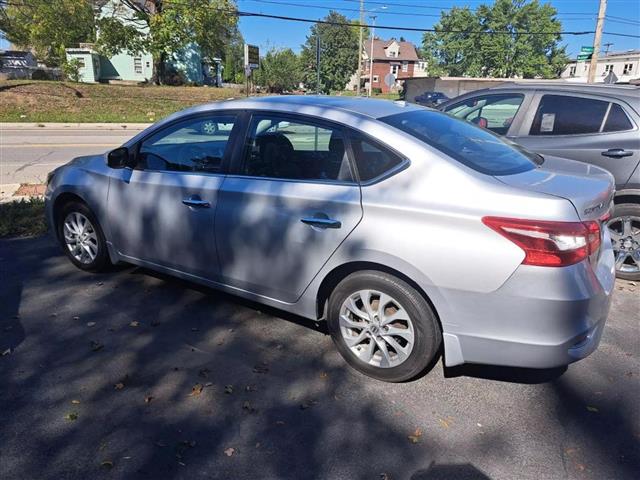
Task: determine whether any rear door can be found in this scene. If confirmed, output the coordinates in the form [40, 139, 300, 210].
[107, 113, 240, 280]
[215, 112, 362, 303]
[512, 93, 640, 188]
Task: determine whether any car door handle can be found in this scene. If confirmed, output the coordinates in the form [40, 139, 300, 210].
[601, 148, 633, 158]
[300, 217, 342, 229]
[182, 196, 211, 208]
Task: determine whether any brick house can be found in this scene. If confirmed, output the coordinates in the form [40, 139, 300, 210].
[362, 38, 427, 93]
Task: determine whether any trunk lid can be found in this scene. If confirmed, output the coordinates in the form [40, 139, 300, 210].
[495, 155, 615, 221]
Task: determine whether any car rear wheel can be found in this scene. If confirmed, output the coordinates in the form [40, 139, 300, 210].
[57, 201, 110, 272]
[607, 203, 640, 281]
[327, 271, 442, 382]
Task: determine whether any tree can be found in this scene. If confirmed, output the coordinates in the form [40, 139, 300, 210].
[0, 0, 95, 66]
[300, 11, 359, 93]
[422, 0, 569, 79]
[253, 48, 301, 93]
[223, 26, 245, 84]
[96, 0, 238, 85]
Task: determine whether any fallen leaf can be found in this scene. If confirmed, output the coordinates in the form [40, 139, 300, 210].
[97, 282, 104, 286]
[245, 385, 257, 392]
[87, 322, 96, 327]
[71, 400, 81, 404]
[90, 341, 103, 352]
[100, 460, 114, 469]
[438, 417, 453, 429]
[223, 447, 235, 457]
[255, 442, 261, 448]
[224, 385, 234, 394]
[155, 441, 168, 448]
[242, 401, 256, 413]
[586, 406, 599, 412]
[65, 412, 78, 421]
[144, 395, 154, 404]
[73, 316, 80, 321]
[189, 383, 204, 397]
[380, 474, 392, 480]
[408, 428, 423, 444]
[1, 348, 11, 356]
[253, 362, 269, 374]
[114, 383, 125, 390]
[300, 400, 318, 410]
[275, 420, 285, 426]
[320, 372, 328, 379]
[129, 321, 140, 327]
[204, 382, 213, 387]
[191, 327, 199, 332]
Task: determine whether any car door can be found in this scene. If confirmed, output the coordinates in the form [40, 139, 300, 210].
[215, 112, 363, 303]
[443, 92, 529, 136]
[107, 112, 241, 280]
[512, 93, 640, 188]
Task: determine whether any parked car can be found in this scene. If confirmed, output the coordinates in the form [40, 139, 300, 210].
[439, 83, 640, 280]
[414, 91, 450, 107]
[45, 96, 615, 382]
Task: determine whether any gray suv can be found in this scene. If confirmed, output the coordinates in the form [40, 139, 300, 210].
[440, 84, 640, 280]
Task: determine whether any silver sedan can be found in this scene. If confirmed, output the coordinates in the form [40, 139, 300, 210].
[45, 96, 616, 382]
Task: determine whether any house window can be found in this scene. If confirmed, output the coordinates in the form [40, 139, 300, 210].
[390, 65, 399, 75]
[134, 57, 143, 74]
[146, 61, 150, 68]
[623, 63, 633, 75]
[372, 75, 379, 83]
[402, 61, 408, 72]
[569, 66, 576, 77]
[603, 64, 613, 76]
[77, 58, 86, 68]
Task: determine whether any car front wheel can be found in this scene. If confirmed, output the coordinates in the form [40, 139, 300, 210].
[327, 271, 442, 382]
[607, 203, 640, 281]
[57, 201, 110, 272]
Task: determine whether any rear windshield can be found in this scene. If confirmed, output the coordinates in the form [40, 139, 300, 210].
[380, 110, 537, 175]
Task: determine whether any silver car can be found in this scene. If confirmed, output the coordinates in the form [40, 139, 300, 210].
[45, 96, 616, 382]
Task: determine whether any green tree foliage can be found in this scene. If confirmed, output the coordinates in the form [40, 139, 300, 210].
[0, 0, 94, 66]
[253, 48, 301, 93]
[223, 27, 245, 84]
[422, 0, 569, 78]
[96, 0, 238, 84]
[300, 11, 359, 93]
[62, 57, 83, 82]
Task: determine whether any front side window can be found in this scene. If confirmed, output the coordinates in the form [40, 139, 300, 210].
[445, 94, 524, 135]
[530, 95, 609, 135]
[138, 115, 236, 173]
[242, 115, 353, 182]
[381, 110, 537, 176]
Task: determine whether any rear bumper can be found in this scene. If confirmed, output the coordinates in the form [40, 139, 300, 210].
[441, 237, 616, 369]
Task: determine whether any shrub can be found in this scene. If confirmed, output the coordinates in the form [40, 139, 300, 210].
[31, 69, 51, 81]
[62, 58, 83, 82]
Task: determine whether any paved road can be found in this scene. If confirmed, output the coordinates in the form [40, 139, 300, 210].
[0, 127, 143, 184]
[1, 236, 639, 480]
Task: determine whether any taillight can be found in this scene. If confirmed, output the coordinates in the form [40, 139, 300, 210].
[482, 216, 601, 267]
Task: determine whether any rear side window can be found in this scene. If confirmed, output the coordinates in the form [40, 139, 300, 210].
[348, 134, 404, 181]
[603, 103, 634, 132]
[530, 95, 608, 135]
[381, 110, 536, 176]
[444, 93, 524, 135]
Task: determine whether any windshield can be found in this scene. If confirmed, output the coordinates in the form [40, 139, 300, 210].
[380, 110, 538, 175]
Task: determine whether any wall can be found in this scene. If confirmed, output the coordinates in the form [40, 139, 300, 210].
[404, 77, 510, 103]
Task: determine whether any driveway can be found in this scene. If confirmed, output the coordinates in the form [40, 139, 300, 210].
[1, 236, 638, 480]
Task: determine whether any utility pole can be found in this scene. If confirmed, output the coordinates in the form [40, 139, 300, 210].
[368, 15, 376, 97]
[355, 0, 364, 96]
[603, 42, 614, 55]
[588, 0, 607, 84]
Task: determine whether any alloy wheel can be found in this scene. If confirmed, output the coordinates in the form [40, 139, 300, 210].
[63, 212, 99, 265]
[339, 290, 415, 368]
[607, 215, 640, 275]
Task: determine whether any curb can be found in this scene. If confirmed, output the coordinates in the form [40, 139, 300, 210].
[0, 122, 152, 130]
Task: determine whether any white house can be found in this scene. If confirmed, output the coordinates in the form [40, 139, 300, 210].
[561, 49, 640, 83]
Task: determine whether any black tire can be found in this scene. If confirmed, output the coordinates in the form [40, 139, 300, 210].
[327, 271, 442, 382]
[56, 201, 111, 272]
[608, 203, 640, 281]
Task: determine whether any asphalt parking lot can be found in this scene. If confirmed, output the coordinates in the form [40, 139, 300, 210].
[1, 236, 638, 480]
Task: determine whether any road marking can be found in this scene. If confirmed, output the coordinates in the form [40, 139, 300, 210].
[1, 144, 119, 148]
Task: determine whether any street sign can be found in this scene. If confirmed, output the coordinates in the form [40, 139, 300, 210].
[580, 46, 594, 54]
[384, 73, 396, 88]
[577, 53, 592, 61]
[244, 44, 260, 69]
[604, 70, 619, 84]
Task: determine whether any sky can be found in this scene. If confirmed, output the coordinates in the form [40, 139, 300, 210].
[1, 0, 639, 58]
[236, 0, 640, 58]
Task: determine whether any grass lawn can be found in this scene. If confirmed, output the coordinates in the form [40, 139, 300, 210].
[0, 80, 242, 123]
[0, 198, 47, 238]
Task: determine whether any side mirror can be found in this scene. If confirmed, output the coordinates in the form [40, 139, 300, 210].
[107, 147, 133, 169]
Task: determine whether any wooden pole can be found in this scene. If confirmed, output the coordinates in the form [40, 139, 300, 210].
[588, 0, 607, 84]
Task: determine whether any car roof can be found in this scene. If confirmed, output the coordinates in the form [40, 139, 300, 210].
[485, 82, 640, 104]
[186, 95, 424, 120]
